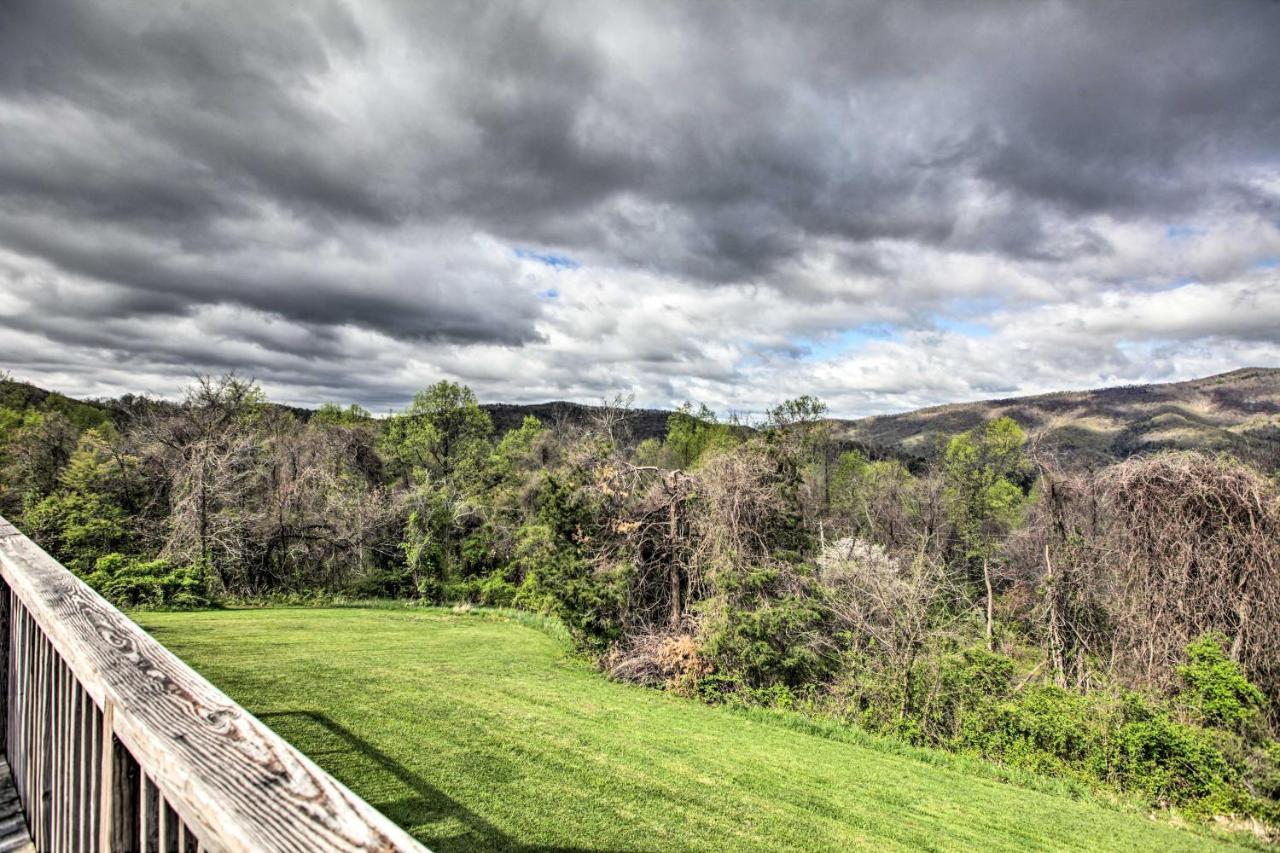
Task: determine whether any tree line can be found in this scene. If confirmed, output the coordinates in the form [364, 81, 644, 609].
[2, 374, 1278, 829]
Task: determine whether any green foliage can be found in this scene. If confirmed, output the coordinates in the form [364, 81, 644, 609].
[944, 680, 1246, 813]
[957, 684, 1105, 776]
[829, 452, 917, 541]
[389, 382, 498, 598]
[20, 428, 142, 571]
[663, 402, 738, 469]
[380, 380, 493, 482]
[312, 402, 372, 426]
[913, 647, 1016, 743]
[487, 416, 545, 481]
[344, 567, 419, 599]
[475, 569, 519, 607]
[0, 378, 113, 432]
[942, 416, 1028, 572]
[1176, 633, 1266, 734]
[630, 436, 664, 467]
[843, 638, 1272, 818]
[400, 489, 455, 599]
[512, 525, 623, 653]
[23, 491, 129, 573]
[830, 449, 868, 500]
[765, 395, 828, 430]
[82, 553, 212, 609]
[699, 587, 832, 690]
[0, 408, 78, 508]
[1110, 693, 1238, 810]
[5, 374, 1278, 831]
[846, 642, 1259, 816]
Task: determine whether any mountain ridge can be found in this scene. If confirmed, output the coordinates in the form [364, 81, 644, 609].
[3, 367, 1278, 469]
[830, 367, 1280, 469]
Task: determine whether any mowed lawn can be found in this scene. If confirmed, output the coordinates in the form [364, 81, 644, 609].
[135, 608, 1242, 852]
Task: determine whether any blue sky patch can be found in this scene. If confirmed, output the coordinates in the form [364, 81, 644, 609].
[515, 247, 580, 269]
[793, 324, 900, 361]
[932, 315, 993, 337]
[1165, 225, 1205, 240]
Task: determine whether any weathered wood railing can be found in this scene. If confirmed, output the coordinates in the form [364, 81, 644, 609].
[0, 515, 428, 852]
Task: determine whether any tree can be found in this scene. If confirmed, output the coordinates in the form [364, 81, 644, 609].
[942, 416, 1028, 649]
[817, 537, 957, 720]
[381, 381, 492, 483]
[0, 409, 78, 511]
[765, 395, 828, 430]
[663, 402, 737, 469]
[135, 374, 266, 592]
[21, 428, 143, 572]
[311, 402, 372, 427]
[384, 382, 494, 598]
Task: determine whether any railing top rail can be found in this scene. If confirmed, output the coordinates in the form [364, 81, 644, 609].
[0, 516, 428, 853]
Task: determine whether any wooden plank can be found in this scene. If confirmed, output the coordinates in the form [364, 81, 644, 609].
[70, 681, 83, 853]
[160, 798, 175, 853]
[0, 515, 426, 853]
[12, 606, 25, 813]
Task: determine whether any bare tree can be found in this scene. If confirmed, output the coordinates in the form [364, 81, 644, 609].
[817, 537, 961, 719]
[1015, 451, 1280, 709]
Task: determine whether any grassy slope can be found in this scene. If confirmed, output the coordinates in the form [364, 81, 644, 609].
[135, 608, 1244, 852]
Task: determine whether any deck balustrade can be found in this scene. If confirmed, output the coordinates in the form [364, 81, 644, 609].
[0, 515, 427, 852]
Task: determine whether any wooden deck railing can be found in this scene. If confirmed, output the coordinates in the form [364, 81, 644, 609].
[0, 515, 428, 852]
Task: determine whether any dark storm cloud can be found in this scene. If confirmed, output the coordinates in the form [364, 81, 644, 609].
[1, 0, 1279, 409]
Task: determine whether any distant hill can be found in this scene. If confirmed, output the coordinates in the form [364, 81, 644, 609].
[5, 368, 1279, 469]
[831, 368, 1280, 469]
[0, 377, 679, 444]
[481, 401, 674, 443]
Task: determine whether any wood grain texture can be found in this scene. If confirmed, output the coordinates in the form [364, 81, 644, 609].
[0, 515, 428, 853]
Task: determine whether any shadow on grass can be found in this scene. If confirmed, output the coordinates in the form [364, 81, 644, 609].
[259, 711, 608, 853]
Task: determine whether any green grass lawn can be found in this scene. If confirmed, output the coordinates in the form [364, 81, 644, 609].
[135, 607, 1246, 852]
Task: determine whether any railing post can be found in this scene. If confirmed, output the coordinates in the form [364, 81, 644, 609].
[111, 735, 141, 851]
[99, 699, 114, 852]
[0, 581, 8, 740]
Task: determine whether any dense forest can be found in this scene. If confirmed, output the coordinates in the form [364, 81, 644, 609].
[2, 373, 1279, 832]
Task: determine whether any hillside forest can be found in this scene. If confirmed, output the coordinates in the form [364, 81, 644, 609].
[2, 374, 1279, 831]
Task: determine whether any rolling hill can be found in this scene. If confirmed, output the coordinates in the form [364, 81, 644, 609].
[831, 368, 1280, 469]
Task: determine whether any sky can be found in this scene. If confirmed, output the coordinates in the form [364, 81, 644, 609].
[1, 0, 1279, 418]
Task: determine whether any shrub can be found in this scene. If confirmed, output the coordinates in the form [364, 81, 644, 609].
[913, 647, 1014, 743]
[345, 567, 418, 599]
[606, 631, 712, 694]
[1176, 633, 1266, 734]
[1108, 692, 1238, 810]
[699, 592, 831, 689]
[957, 684, 1106, 777]
[82, 553, 213, 609]
[511, 524, 623, 653]
[476, 571, 518, 607]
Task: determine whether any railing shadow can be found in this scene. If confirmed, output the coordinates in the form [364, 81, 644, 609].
[258, 711, 611, 853]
